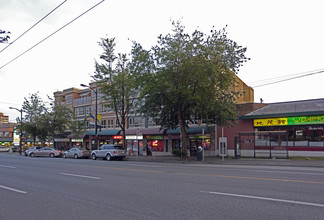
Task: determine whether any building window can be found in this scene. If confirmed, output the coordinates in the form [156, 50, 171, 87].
[115, 119, 120, 128]
[101, 120, 106, 129]
[148, 117, 157, 127]
[107, 119, 114, 128]
[129, 117, 144, 128]
[101, 104, 107, 113]
[65, 95, 73, 104]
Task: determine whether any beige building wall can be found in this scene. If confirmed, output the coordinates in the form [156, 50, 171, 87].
[232, 74, 254, 104]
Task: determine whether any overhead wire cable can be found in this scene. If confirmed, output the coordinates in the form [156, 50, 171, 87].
[0, 0, 105, 70]
[252, 70, 324, 88]
[0, 0, 68, 54]
[248, 68, 324, 85]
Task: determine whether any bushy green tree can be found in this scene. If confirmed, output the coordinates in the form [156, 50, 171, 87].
[92, 38, 138, 150]
[21, 92, 47, 145]
[0, 29, 10, 43]
[133, 21, 250, 159]
[38, 104, 73, 148]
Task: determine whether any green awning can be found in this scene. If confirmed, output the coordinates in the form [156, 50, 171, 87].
[0, 138, 13, 142]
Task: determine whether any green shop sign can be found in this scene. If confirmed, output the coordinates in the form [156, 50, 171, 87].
[146, 135, 163, 140]
[254, 115, 324, 127]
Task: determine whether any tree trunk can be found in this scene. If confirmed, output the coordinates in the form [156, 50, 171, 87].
[178, 107, 188, 159]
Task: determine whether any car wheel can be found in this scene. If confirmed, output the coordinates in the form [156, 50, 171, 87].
[63, 154, 67, 159]
[106, 154, 111, 161]
[74, 154, 78, 159]
[30, 153, 35, 157]
[92, 154, 97, 160]
[49, 153, 54, 158]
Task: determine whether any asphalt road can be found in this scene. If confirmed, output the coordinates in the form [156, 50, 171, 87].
[1, 153, 324, 220]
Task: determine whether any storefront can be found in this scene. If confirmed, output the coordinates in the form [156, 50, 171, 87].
[84, 129, 122, 149]
[146, 135, 164, 152]
[125, 128, 166, 156]
[241, 99, 324, 157]
[126, 135, 144, 155]
[254, 116, 324, 149]
[166, 126, 210, 156]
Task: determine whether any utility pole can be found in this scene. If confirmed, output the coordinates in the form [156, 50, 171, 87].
[81, 84, 98, 150]
[9, 107, 23, 155]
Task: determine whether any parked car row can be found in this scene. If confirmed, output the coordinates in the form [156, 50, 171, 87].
[24, 144, 127, 161]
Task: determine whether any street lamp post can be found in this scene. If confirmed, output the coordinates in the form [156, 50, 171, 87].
[81, 84, 98, 150]
[9, 107, 23, 155]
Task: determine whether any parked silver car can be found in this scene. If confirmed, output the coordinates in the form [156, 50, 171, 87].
[25, 146, 41, 156]
[28, 147, 62, 158]
[91, 144, 126, 161]
[63, 148, 90, 159]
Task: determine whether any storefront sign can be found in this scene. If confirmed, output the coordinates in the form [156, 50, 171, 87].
[189, 135, 209, 139]
[254, 115, 324, 127]
[71, 139, 83, 142]
[126, 135, 143, 140]
[146, 135, 163, 140]
[113, 135, 123, 139]
[13, 127, 20, 146]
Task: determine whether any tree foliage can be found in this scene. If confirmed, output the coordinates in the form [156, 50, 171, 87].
[92, 38, 138, 150]
[21, 92, 47, 145]
[0, 29, 10, 43]
[20, 93, 73, 147]
[133, 21, 250, 159]
[38, 104, 73, 148]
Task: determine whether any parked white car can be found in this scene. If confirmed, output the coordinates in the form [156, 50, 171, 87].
[91, 144, 126, 161]
[0, 146, 10, 152]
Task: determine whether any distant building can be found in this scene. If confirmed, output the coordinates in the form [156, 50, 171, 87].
[0, 112, 9, 124]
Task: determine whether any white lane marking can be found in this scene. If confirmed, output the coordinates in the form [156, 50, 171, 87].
[250, 169, 324, 176]
[60, 173, 101, 180]
[0, 165, 16, 168]
[0, 184, 27, 194]
[201, 191, 324, 208]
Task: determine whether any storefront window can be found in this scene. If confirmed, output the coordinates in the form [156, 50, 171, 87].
[147, 140, 163, 151]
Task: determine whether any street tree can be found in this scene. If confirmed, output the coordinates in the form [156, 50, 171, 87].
[92, 37, 138, 150]
[133, 21, 250, 159]
[38, 103, 73, 149]
[69, 116, 87, 148]
[21, 92, 47, 145]
[0, 29, 10, 43]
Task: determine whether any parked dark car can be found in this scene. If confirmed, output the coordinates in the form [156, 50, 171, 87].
[91, 144, 126, 161]
[63, 148, 90, 159]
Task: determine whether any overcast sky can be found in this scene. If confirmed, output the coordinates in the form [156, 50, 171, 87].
[1, 0, 324, 122]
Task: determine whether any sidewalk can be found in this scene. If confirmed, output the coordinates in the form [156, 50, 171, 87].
[126, 155, 324, 168]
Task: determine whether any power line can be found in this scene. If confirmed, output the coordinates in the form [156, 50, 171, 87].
[0, 0, 105, 70]
[0, 102, 20, 106]
[248, 69, 324, 88]
[0, 0, 67, 54]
